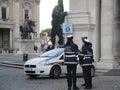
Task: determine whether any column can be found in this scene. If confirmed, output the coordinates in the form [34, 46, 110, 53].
[68, 0, 95, 48]
[70, 0, 88, 13]
[14, 0, 20, 38]
[10, 29, 13, 48]
[97, 0, 118, 69]
[112, 0, 120, 59]
[0, 6, 1, 19]
[13, 0, 20, 50]
[35, 0, 40, 38]
[94, 0, 101, 62]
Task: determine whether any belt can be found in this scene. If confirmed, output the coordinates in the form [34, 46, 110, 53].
[83, 57, 91, 59]
[65, 55, 77, 57]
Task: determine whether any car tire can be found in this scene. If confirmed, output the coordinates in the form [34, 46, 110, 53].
[50, 66, 61, 79]
[91, 66, 95, 77]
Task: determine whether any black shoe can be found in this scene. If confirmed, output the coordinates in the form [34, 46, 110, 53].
[73, 86, 79, 90]
[68, 87, 71, 90]
[81, 83, 85, 86]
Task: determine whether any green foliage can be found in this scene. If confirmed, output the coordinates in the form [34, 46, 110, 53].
[40, 28, 51, 37]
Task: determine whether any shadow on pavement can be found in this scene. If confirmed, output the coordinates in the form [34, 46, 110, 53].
[25, 74, 83, 80]
[103, 69, 120, 76]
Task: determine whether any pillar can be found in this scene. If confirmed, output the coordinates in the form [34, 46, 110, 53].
[0, 5, 1, 19]
[96, 0, 118, 69]
[13, 0, 20, 49]
[10, 28, 13, 48]
[14, 0, 20, 38]
[112, 0, 120, 60]
[35, 0, 40, 38]
[94, 0, 101, 62]
[70, 0, 88, 13]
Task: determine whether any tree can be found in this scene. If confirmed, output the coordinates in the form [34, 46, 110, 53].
[40, 28, 51, 37]
[51, 0, 67, 47]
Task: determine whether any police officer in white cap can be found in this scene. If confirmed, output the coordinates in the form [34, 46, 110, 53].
[64, 35, 79, 90]
[79, 38, 93, 89]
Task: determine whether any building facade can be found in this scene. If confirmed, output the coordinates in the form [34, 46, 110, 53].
[65, 0, 120, 69]
[0, 0, 40, 54]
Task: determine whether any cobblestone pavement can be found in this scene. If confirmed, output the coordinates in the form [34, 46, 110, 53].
[0, 54, 39, 64]
[1, 65, 120, 90]
[77, 76, 120, 90]
[0, 54, 120, 90]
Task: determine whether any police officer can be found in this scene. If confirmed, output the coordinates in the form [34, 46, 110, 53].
[64, 35, 79, 90]
[79, 38, 93, 89]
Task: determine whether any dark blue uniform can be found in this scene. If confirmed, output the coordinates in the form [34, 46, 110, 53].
[64, 35, 79, 90]
[64, 43, 78, 64]
[79, 41, 93, 89]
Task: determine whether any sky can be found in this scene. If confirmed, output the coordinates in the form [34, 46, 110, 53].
[40, 0, 69, 31]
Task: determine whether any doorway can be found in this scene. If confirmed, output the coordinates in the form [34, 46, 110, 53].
[0, 28, 10, 49]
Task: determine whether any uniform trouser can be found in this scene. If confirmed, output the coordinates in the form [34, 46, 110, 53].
[82, 66, 92, 88]
[66, 64, 77, 88]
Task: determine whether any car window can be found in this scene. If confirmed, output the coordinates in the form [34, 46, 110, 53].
[40, 48, 64, 57]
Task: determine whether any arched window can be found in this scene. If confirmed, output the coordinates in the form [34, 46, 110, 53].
[0, 0, 8, 20]
[23, 1, 31, 20]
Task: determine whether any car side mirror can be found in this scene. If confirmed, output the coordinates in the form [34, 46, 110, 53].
[60, 55, 63, 60]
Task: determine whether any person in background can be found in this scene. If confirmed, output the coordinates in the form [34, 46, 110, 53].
[79, 38, 93, 89]
[34, 45, 38, 53]
[46, 41, 54, 51]
[64, 35, 79, 90]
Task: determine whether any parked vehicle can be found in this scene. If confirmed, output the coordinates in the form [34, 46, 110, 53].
[24, 48, 95, 78]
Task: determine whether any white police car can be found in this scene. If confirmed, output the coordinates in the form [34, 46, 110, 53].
[24, 48, 95, 78]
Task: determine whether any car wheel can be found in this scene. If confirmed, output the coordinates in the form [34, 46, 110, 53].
[50, 66, 61, 79]
[28, 75, 37, 78]
[91, 66, 95, 77]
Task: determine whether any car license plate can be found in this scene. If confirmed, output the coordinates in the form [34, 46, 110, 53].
[26, 68, 33, 71]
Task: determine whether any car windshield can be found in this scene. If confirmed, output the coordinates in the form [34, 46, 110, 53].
[40, 48, 64, 57]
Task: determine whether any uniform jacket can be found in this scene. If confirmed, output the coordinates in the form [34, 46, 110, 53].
[64, 42, 78, 64]
[79, 44, 94, 66]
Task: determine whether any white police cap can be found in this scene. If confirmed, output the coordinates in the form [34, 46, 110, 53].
[67, 35, 73, 38]
[84, 39, 90, 42]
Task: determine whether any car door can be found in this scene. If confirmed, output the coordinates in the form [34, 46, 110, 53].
[58, 54, 67, 74]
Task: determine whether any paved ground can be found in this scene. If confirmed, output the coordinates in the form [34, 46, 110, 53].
[0, 53, 39, 64]
[0, 54, 120, 90]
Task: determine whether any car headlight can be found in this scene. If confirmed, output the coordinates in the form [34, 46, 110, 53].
[40, 61, 49, 65]
[44, 61, 49, 65]
[40, 61, 46, 65]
